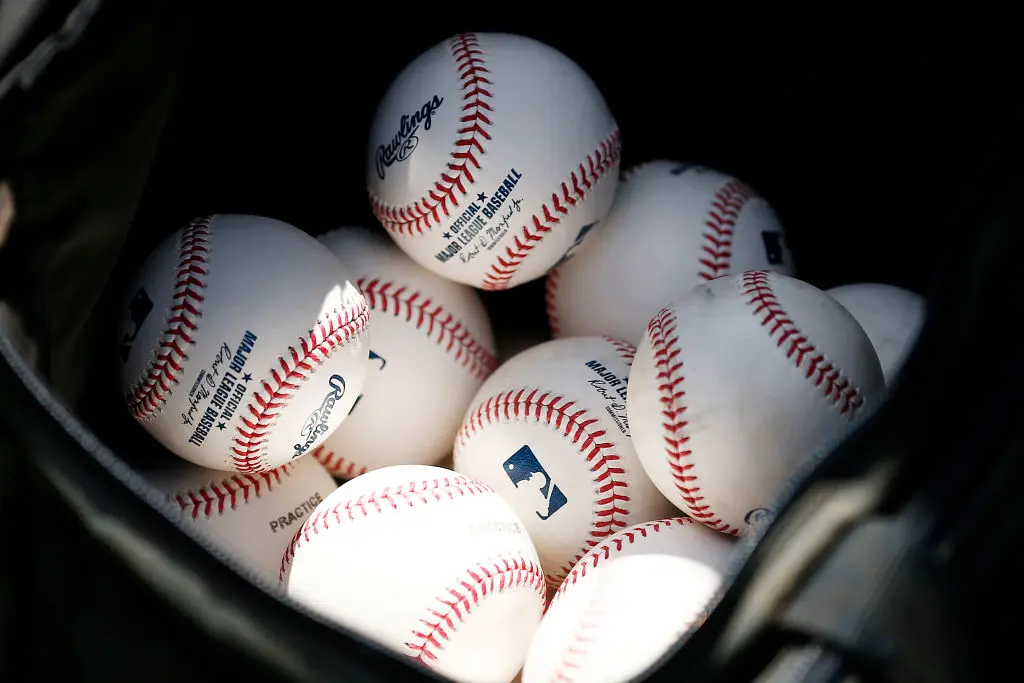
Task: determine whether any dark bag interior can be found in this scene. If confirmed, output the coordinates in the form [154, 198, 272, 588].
[2, 3, 1023, 681]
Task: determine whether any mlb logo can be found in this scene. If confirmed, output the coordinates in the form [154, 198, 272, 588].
[549, 221, 598, 271]
[761, 231, 787, 266]
[120, 287, 154, 362]
[669, 163, 713, 176]
[503, 445, 567, 520]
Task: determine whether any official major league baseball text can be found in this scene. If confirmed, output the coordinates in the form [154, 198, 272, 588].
[120, 215, 371, 473]
[184, 330, 258, 447]
[367, 33, 621, 289]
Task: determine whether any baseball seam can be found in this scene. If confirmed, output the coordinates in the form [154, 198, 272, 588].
[647, 306, 739, 535]
[127, 216, 212, 420]
[312, 445, 367, 480]
[554, 517, 695, 600]
[698, 180, 756, 281]
[480, 129, 621, 291]
[742, 270, 865, 416]
[279, 474, 492, 581]
[405, 556, 546, 667]
[357, 276, 497, 380]
[601, 336, 636, 368]
[544, 266, 563, 336]
[549, 574, 613, 683]
[174, 462, 294, 519]
[618, 161, 654, 184]
[369, 33, 494, 236]
[456, 388, 631, 589]
[547, 518, 710, 683]
[231, 296, 370, 474]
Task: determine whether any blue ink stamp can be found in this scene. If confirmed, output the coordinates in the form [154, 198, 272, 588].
[504, 445, 568, 520]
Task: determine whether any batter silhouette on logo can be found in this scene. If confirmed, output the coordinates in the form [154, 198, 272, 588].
[669, 163, 712, 176]
[761, 231, 786, 266]
[503, 445, 567, 520]
[550, 221, 598, 270]
[120, 287, 153, 362]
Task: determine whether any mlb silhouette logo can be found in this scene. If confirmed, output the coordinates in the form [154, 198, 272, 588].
[761, 231, 787, 266]
[120, 287, 154, 362]
[503, 445, 568, 520]
[550, 221, 598, 271]
[669, 163, 713, 176]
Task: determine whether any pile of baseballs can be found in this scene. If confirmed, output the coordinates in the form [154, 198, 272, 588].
[116, 32, 926, 683]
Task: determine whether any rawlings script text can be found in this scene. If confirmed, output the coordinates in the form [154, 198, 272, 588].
[293, 374, 347, 457]
[375, 95, 444, 180]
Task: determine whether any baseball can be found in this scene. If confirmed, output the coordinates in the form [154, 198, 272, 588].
[118, 214, 371, 473]
[627, 270, 885, 535]
[546, 161, 796, 345]
[453, 336, 675, 590]
[280, 465, 546, 683]
[313, 226, 497, 479]
[366, 32, 621, 290]
[826, 283, 926, 387]
[145, 454, 338, 583]
[523, 518, 735, 683]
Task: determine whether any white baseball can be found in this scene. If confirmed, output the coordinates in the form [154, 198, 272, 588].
[280, 465, 545, 683]
[366, 32, 621, 291]
[523, 518, 735, 683]
[313, 226, 497, 479]
[826, 283, 926, 387]
[628, 270, 886, 535]
[146, 454, 338, 583]
[546, 161, 796, 345]
[119, 214, 370, 473]
[453, 336, 675, 590]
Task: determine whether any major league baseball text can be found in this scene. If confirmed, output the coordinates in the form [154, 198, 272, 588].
[434, 169, 524, 265]
[368, 33, 621, 290]
[583, 359, 630, 436]
[183, 330, 259, 448]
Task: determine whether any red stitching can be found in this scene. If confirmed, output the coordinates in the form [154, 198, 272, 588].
[456, 389, 630, 588]
[619, 161, 654, 184]
[311, 445, 368, 480]
[698, 180, 756, 281]
[231, 297, 370, 474]
[279, 474, 493, 581]
[127, 216, 211, 419]
[601, 336, 636, 368]
[174, 462, 292, 519]
[358, 277, 496, 380]
[370, 33, 494, 236]
[480, 129, 621, 291]
[544, 265, 563, 336]
[741, 270, 865, 416]
[647, 307, 739, 535]
[405, 556, 546, 667]
[548, 518, 707, 683]
[549, 576, 613, 683]
[554, 517, 694, 600]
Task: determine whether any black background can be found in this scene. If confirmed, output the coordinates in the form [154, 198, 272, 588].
[127, 7, 1022, 346]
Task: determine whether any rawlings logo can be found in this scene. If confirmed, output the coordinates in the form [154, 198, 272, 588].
[293, 374, 346, 457]
[375, 94, 444, 180]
